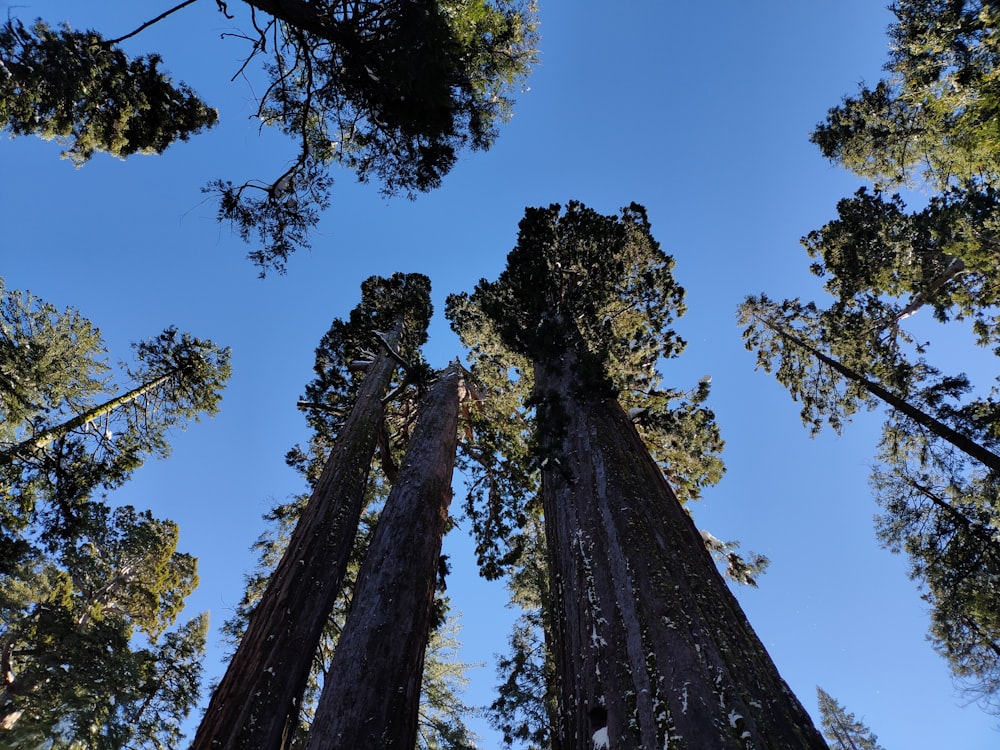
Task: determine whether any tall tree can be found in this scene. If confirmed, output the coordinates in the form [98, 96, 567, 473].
[193, 273, 432, 750]
[450, 202, 826, 748]
[1, 1, 537, 273]
[815, 687, 885, 750]
[0, 502, 206, 748]
[0, 320, 231, 566]
[743, 3, 1000, 710]
[304, 361, 464, 749]
[872, 383, 1000, 712]
[740, 292, 1000, 708]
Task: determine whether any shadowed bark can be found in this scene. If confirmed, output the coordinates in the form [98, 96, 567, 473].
[304, 362, 463, 750]
[191, 324, 403, 750]
[535, 333, 827, 749]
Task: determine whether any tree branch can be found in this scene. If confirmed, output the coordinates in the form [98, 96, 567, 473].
[105, 0, 201, 46]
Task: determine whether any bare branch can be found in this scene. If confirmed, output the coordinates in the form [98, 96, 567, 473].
[105, 0, 201, 46]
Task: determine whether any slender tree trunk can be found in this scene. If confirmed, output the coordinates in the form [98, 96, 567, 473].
[304, 361, 463, 750]
[0, 370, 177, 465]
[768, 321, 1000, 474]
[533, 338, 826, 749]
[191, 325, 404, 750]
[901, 475, 1000, 559]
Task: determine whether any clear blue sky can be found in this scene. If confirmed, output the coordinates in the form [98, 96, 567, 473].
[3, 1, 998, 747]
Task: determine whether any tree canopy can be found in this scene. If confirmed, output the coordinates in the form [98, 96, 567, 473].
[0, 279, 226, 747]
[742, 0, 1000, 714]
[1, 1, 537, 274]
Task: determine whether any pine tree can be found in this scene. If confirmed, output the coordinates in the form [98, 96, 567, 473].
[450, 202, 826, 748]
[2, 1, 538, 273]
[741, 4, 1000, 710]
[193, 273, 433, 750]
[816, 687, 885, 750]
[0, 284, 231, 569]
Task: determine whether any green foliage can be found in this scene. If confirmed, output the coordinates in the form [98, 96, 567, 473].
[0, 19, 217, 165]
[446, 290, 538, 579]
[0, 281, 220, 745]
[738, 295, 899, 435]
[4, 3, 536, 273]
[0, 503, 205, 748]
[0, 295, 230, 556]
[872, 380, 1000, 712]
[0, 279, 108, 436]
[463, 201, 687, 377]
[803, 186, 1000, 353]
[816, 687, 885, 750]
[448, 202, 727, 581]
[813, 1, 1000, 190]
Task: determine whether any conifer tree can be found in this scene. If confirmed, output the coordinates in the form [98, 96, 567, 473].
[2, 1, 537, 273]
[193, 273, 433, 750]
[304, 362, 465, 749]
[740, 294, 1000, 709]
[0, 503, 206, 747]
[449, 202, 826, 748]
[0, 280, 225, 747]
[816, 687, 885, 750]
[741, 3, 1000, 710]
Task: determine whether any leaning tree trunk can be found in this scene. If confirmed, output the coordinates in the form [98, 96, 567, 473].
[533, 340, 827, 749]
[304, 362, 463, 750]
[770, 320, 1000, 474]
[191, 325, 403, 750]
[0, 369, 177, 465]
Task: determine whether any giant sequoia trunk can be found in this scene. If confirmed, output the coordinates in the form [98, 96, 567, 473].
[191, 326, 403, 750]
[304, 362, 463, 750]
[533, 340, 826, 749]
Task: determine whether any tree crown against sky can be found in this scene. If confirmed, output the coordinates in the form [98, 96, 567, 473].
[446, 203, 817, 749]
[741, 0, 1000, 717]
[0, 0, 538, 274]
[0, 282, 231, 558]
[447, 201, 727, 580]
[0, 280, 222, 748]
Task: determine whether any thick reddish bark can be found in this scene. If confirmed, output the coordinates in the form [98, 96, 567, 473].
[191, 328, 401, 750]
[304, 362, 462, 750]
[534, 343, 827, 749]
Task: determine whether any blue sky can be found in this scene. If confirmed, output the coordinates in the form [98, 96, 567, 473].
[3, 1, 999, 747]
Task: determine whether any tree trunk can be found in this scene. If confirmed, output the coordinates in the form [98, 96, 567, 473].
[771, 322, 1000, 474]
[191, 325, 403, 750]
[533, 340, 826, 749]
[0, 370, 177, 465]
[304, 362, 463, 750]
